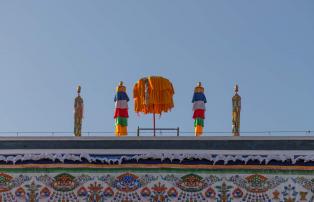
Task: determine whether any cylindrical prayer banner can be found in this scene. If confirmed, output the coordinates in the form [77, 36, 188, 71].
[192, 83, 207, 136]
[114, 83, 129, 136]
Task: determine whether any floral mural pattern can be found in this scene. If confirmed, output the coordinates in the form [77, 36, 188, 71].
[0, 171, 312, 201]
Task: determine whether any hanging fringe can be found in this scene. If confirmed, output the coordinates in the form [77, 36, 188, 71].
[133, 76, 175, 115]
[194, 125, 203, 136]
[115, 125, 128, 136]
[115, 117, 128, 126]
[114, 108, 129, 118]
[114, 92, 129, 102]
[194, 118, 204, 127]
[193, 109, 205, 119]
[192, 92, 207, 103]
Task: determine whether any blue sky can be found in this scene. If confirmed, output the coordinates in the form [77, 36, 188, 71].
[0, 1, 313, 136]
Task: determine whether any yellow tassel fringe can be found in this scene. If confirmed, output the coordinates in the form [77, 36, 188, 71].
[133, 76, 175, 115]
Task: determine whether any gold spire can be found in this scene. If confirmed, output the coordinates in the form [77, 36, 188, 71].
[77, 85, 81, 94]
[74, 85, 84, 137]
[234, 84, 239, 93]
[232, 84, 241, 136]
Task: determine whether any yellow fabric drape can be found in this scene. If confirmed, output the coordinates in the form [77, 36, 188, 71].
[133, 76, 174, 115]
[115, 125, 128, 136]
[194, 125, 203, 136]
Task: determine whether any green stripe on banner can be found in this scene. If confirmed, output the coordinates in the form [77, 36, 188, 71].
[115, 117, 128, 126]
[194, 118, 204, 127]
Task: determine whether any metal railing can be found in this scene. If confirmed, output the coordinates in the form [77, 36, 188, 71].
[0, 130, 312, 136]
[137, 127, 180, 136]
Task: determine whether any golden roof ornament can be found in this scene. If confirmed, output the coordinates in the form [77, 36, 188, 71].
[74, 85, 84, 137]
[234, 84, 239, 94]
[77, 85, 81, 94]
[194, 82, 204, 93]
[116, 81, 126, 92]
[232, 84, 241, 136]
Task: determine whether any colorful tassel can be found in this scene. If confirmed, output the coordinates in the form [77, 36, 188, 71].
[115, 125, 128, 136]
[192, 109, 205, 119]
[114, 92, 130, 102]
[115, 117, 128, 127]
[192, 83, 206, 136]
[114, 108, 129, 118]
[194, 125, 203, 136]
[114, 82, 129, 136]
[115, 100, 128, 109]
[194, 118, 204, 127]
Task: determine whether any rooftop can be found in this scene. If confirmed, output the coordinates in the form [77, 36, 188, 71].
[0, 136, 313, 150]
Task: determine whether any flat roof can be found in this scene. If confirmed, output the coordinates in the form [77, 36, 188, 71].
[0, 136, 313, 150]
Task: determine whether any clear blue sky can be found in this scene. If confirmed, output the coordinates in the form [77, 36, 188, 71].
[0, 1, 313, 136]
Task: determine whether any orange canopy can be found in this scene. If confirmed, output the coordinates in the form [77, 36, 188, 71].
[133, 76, 174, 115]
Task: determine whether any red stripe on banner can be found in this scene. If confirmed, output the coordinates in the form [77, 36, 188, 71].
[193, 109, 205, 119]
[114, 108, 129, 118]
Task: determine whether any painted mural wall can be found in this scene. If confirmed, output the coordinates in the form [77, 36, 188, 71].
[0, 149, 313, 201]
[0, 166, 313, 202]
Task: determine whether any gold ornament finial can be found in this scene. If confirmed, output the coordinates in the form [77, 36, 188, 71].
[234, 84, 239, 93]
[232, 84, 241, 136]
[77, 85, 81, 94]
[117, 81, 126, 92]
[194, 82, 204, 93]
[74, 85, 84, 137]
